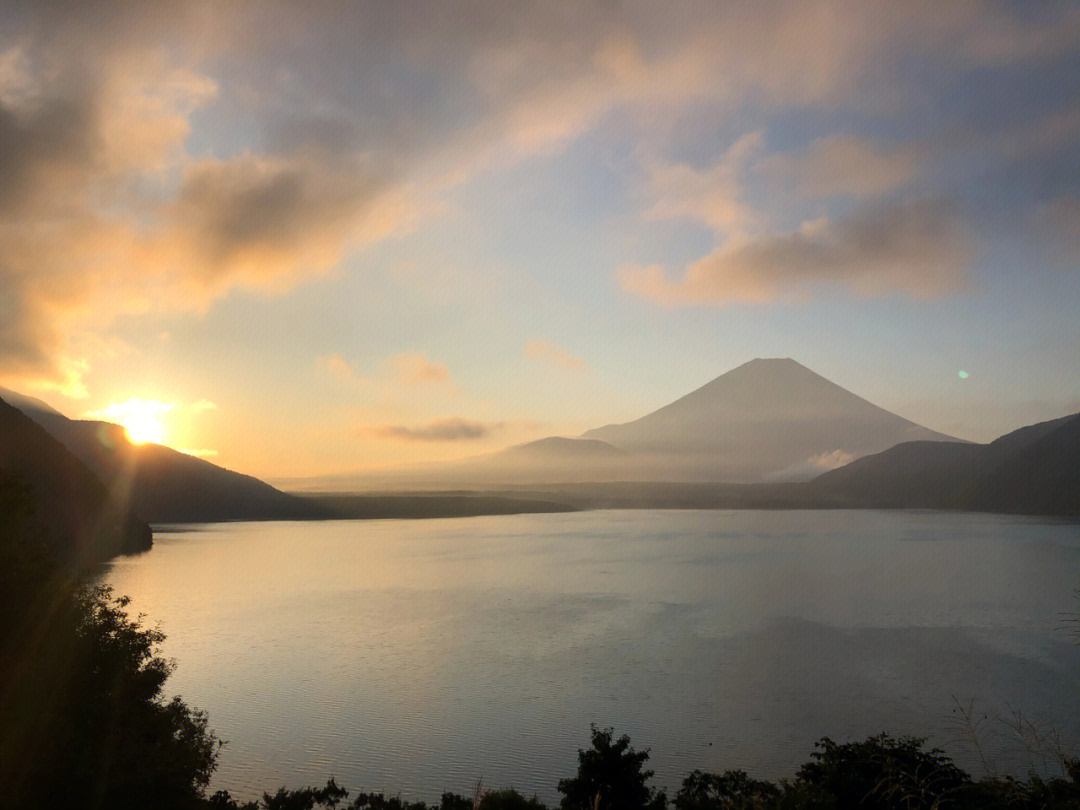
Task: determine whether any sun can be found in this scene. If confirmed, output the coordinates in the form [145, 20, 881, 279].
[85, 399, 174, 446]
[122, 408, 167, 445]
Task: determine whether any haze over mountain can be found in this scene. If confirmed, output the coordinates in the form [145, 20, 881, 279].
[4, 392, 327, 524]
[0, 397, 151, 566]
[450, 411, 1080, 518]
[440, 436, 632, 485]
[284, 358, 961, 490]
[582, 358, 960, 482]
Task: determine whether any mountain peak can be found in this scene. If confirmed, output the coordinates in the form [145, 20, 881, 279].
[729, 357, 819, 377]
[581, 359, 959, 481]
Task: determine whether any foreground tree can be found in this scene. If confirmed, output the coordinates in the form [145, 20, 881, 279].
[674, 770, 779, 810]
[0, 479, 220, 810]
[557, 725, 666, 810]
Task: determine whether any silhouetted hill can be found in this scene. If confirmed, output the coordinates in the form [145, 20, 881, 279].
[7, 395, 328, 523]
[581, 358, 960, 482]
[810, 412, 1080, 516]
[0, 387, 63, 416]
[482, 412, 1080, 517]
[0, 397, 151, 565]
[962, 413, 1080, 516]
[806, 442, 986, 508]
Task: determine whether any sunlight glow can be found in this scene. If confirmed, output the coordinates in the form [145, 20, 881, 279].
[84, 399, 175, 445]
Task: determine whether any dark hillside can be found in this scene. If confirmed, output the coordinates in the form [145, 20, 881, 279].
[0, 398, 151, 565]
[9, 398, 328, 524]
[808, 412, 1080, 516]
[961, 413, 1080, 516]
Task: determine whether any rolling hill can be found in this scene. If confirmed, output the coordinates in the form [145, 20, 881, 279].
[809, 412, 1080, 516]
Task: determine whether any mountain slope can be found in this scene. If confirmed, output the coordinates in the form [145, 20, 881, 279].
[8, 395, 328, 523]
[809, 412, 1080, 516]
[961, 413, 1080, 516]
[806, 441, 985, 508]
[426, 437, 631, 486]
[582, 358, 960, 482]
[0, 397, 151, 565]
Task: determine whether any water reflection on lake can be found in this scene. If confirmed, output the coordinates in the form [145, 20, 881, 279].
[102, 510, 1080, 803]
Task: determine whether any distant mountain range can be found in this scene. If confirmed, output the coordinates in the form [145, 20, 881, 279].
[3, 355, 1077, 557]
[295, 358, 963, 489]
[502, 411, 1080, 518]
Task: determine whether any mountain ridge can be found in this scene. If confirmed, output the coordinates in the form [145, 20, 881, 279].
[7, 397, 329, 524]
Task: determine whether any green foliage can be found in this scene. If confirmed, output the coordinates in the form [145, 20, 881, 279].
[557, 725, 667, 810]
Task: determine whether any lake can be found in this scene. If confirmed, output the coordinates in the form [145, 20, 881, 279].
[100, 510, 1080, 803]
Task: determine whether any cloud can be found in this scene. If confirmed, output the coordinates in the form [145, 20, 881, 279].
[0, 0, 1077, 393]
[524, 340, 587, 372]
[759, 135, 921, 200]
[1037, 194, 1080, 260]
[640, 130, 764, 232]
[620, 200, 973, 306]
[372, 417, 500, 442]
[320, 354, 354, 380]
[0, 20, 433, 395]
[766, 450, 857, 482]
[637, 131, 923, 248]
[385, 353, 453, 386]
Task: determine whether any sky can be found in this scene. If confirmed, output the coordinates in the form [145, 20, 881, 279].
[1, 1, 1078, 479]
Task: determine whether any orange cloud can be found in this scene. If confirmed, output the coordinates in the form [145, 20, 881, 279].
[525, 340, 587, 372]
[620, 200, 973, 306]
[320, 354, 354, 380]
[759, 135, 921, 200]
[385, 353, 453, 386]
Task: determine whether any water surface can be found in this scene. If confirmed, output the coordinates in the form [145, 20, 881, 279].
[102, 510, 1080, 802]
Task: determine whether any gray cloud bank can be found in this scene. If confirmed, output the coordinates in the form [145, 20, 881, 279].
[374, 418, 501, 442]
